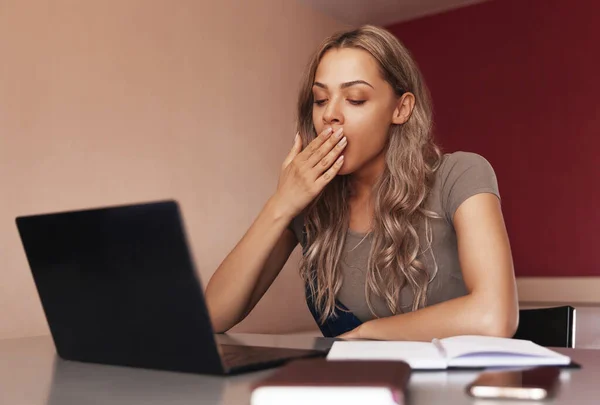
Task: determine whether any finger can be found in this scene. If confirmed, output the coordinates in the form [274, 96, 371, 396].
[282, 133, 302, 168]
[315, 154, 344, 188]
[297, 127, 334, 161]
[306, 127, 344, 168]
[312, 136, 347, 176]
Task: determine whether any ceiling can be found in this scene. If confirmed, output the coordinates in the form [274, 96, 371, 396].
[297, 0, 490, 26]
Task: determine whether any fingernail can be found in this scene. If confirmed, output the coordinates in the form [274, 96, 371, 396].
[339, 136, 347, 146]
[322, 128, 333, 138]
[334, 128, 343, 138]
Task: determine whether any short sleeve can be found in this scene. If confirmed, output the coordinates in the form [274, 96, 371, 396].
[439, 151, 500, 223]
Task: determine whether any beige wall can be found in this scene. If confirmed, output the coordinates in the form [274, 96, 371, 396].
[0, 0, 347, 340]
[517, 278, 600, 304]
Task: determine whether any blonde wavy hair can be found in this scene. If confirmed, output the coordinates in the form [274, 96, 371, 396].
[297, 25, 443, 324]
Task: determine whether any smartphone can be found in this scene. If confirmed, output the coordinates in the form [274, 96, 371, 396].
[465, 366, 561, 400]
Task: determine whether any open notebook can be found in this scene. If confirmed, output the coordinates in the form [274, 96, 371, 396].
[327, 335, 572, 370]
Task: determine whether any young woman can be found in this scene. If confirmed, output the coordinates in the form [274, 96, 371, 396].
[205, 25, 518, 341]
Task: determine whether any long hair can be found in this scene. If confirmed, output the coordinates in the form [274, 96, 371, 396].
[296, 25, 442, 323]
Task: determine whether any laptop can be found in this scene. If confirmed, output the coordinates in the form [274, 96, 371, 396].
[15, 200, 326, 375]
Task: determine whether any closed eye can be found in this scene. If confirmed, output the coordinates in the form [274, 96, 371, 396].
[313, 99, 366, 106]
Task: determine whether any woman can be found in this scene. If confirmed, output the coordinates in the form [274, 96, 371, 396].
[205, 25, 518, 341]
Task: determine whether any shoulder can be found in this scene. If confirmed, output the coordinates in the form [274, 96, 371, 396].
[435, 151, 500, 222]
[437, 151, 496, 180]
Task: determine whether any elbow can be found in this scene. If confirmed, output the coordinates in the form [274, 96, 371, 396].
[212, 324, 232, 335]
[208, 311, 235, 334]
[204, 291, 234, 334]
[479, 306, 519, 339]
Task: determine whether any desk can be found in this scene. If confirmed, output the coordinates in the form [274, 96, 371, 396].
[0, 334, 597, 405]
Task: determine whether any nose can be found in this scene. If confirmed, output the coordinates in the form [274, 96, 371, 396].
[322, 96, 344, 126]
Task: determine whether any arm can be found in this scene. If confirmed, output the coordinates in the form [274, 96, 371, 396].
[340, 193, 519, 341]
[204, 198, 298, 333]
[205, 127, 347, 332]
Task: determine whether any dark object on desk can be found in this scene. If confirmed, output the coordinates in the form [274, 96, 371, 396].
[251, 358, 411, 405]
[513, 306, 576, 348]
[466, 365, 561, 400]
[15, 200, 325, 376]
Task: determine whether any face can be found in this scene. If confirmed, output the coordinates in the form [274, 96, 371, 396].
[312, 47, 414, 177]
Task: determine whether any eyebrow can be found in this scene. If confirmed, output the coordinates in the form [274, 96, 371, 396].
[313, 80, 375, 90]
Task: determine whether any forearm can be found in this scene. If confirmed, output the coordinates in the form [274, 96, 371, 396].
[357, 292, 518, 341]
[204, 196, 293, 332]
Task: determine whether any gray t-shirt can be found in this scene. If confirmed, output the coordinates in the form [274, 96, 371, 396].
[288, 151, 500, 322]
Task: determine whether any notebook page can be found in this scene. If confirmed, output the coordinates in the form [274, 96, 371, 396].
[327, 341, 447, 369]
[438, 335, 571, 367]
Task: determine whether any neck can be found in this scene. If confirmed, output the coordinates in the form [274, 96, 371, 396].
[349, 150, 386, 201]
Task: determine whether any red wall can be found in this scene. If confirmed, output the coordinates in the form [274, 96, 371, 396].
[388, 0, 600, 277]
